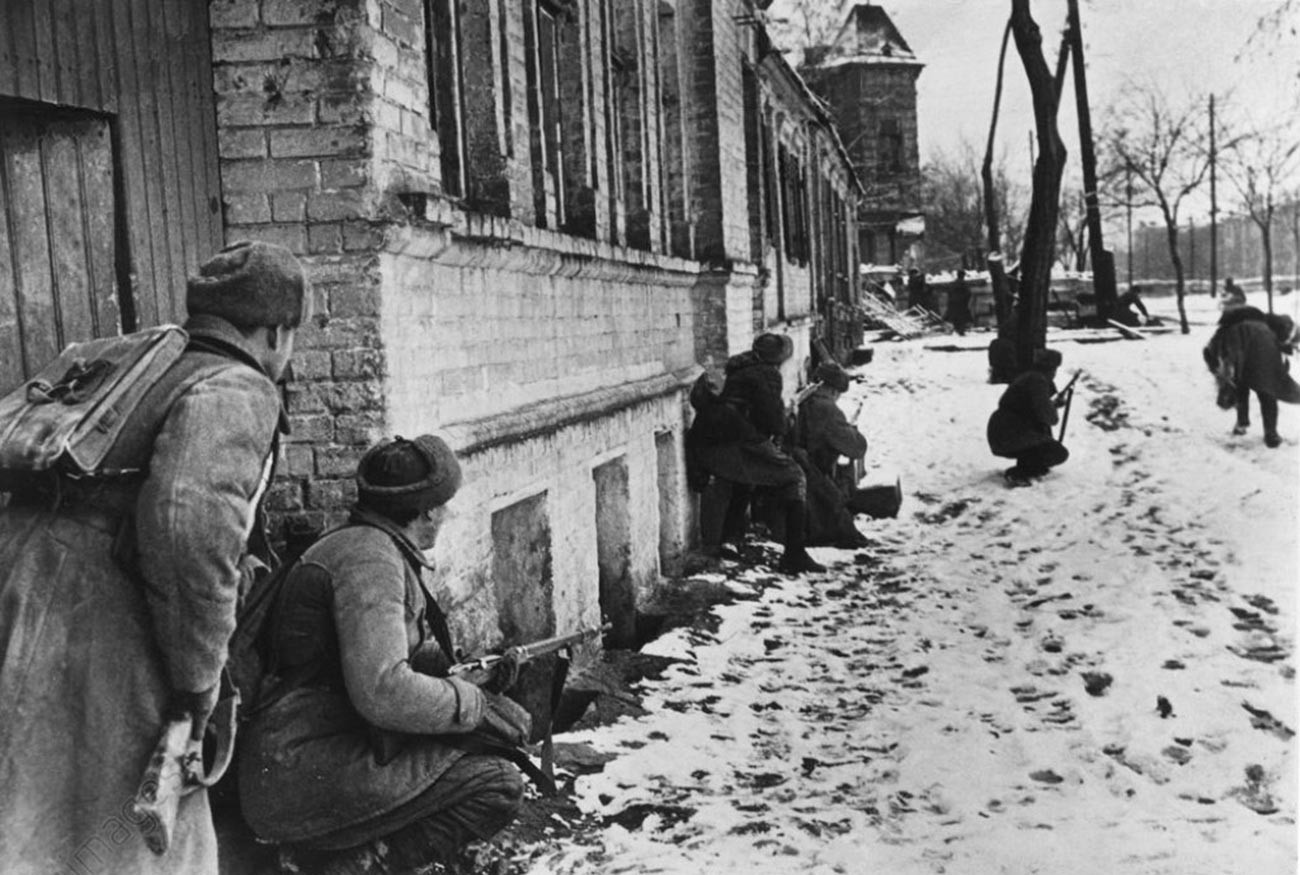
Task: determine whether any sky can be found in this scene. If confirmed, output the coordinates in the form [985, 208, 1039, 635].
[771, 0, 1300, 223]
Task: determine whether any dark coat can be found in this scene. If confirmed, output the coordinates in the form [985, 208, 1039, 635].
[1204, 309, 1300, 404]
[944, 279, 973, 328]
[0, 317, 283, 874]
[799, 388, 868, 476]
[238, 512, 485, 846]
[987, 370, 1059, 458]
[686, 352, 803, 490]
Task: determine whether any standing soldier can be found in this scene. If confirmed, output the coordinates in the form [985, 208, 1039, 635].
[0, 241, 308, 874]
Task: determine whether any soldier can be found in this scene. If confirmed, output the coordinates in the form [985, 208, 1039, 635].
[238, 435, 529, 874]
[0, 241, 308, 874]
[686, 333, 824, 574]
[987, 348, 1070, 486]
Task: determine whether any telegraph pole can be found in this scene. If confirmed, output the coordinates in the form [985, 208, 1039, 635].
[1066, 0, 1116, 318]
[1209, 94, 1218, 296]
[1125, 166, 1133, 285]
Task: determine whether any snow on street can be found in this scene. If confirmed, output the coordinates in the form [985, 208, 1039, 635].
[524, 296, 1298, 875]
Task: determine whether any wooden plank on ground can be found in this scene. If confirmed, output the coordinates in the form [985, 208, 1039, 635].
[1106, 319, 1147, 340]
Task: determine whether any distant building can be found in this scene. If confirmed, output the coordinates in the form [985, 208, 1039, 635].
[802, 3, 924, 267]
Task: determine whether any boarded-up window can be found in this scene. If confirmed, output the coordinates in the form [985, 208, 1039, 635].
[426, 0, 465, 199]
[0, 106, 121, 394]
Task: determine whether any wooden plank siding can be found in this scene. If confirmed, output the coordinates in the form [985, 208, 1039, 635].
[0, 0, 222, 392]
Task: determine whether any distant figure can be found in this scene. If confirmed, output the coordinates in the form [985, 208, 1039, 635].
[1222, 277, 1246, 304]
[906, 268, 931, 311]
[944, 269, 974, 335]
[1114, 284, 1151, 327]
[1203, 291, 1300, 448]
[987, 348, 1070, 486]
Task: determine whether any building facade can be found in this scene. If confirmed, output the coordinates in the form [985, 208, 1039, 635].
[0, 0, 860, 657]
[803, 3, 923, 268]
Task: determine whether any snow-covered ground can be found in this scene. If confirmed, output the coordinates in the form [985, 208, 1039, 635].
[526, 293, 1298, 875]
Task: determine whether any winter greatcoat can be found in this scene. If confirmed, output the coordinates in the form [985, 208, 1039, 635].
[1203, 308, 1300, 405]
[0, 316, 283, 875]
[686, 351, 804, 496]
[237, 511, 489, 848]
[987, 370, 1059, 458]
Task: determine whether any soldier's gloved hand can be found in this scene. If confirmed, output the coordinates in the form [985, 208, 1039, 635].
[485, 647, 524, 693]
[479, 691, 532, 747]
[166, 685, 219, 741]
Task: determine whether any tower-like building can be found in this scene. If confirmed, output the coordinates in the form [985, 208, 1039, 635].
[803, 3, 924, 266]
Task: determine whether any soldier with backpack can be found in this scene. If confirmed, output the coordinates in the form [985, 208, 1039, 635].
[237, 434, 530, 874]
[0, 241, 308, 874]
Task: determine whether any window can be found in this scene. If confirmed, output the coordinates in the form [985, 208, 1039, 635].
[524, 0, 566, 228]
[742, 63, 765, 262]
[879, 117, 904, 175]
[426, 0, 464, 198]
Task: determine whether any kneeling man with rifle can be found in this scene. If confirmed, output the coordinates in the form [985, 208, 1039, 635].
[986, 349, 1078, 487]
[236, 435, 602, 873]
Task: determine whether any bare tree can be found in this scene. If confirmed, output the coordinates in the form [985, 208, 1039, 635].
[922, 143, 1028, 270]
[1220, 120, 1300, 312]
[1057, 189, 1088, 272]
[1009, 0, 1068, 371]
[764, 0, 848, 64]
[1100, 83, 1213, 334]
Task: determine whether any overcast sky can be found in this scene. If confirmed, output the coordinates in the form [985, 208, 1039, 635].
[774, 0, 1300, 222]
[887, 0, 1299, 218]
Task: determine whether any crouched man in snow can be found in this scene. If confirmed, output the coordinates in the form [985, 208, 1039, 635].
[238, 435, 529, 874]
[1202, 292, 1300, 448]
[794, 362, 901, 547]
[987, 348, 1070, 486]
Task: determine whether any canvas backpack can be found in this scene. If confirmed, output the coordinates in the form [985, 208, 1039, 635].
[0, 325, 188, 489]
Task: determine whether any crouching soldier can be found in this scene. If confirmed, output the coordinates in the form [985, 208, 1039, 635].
[0, 241, 306, 874]
[685, 333, 824, 574]
[987, 348, 1070, 486]
[238, 435, 529, 874]
[795, 362, 902, 547]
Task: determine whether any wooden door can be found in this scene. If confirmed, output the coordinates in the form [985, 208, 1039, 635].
[0, 109, 120, 394]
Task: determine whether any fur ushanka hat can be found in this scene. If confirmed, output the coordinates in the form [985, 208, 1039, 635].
[814, 361, 851, 392]
[753, 333, 794, 365]
[187, 241, 309, 328]
[356, 435, 462, 517]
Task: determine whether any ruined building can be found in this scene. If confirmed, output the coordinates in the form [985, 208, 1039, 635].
[0, 0, 859, 658]
[803, 2, 924, 267]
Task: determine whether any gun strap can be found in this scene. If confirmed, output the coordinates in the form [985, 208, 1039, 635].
[540, 648, 571, 790]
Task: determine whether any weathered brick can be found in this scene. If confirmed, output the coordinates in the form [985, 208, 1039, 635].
[264, 480, 304, 512]
[328, 381, 384, 413]
[271, 191, 308, 222]
[286, 412, 335, 442]
[328, 283, 382, 318]
[262, 0, 320, 26]
[223, 158, 318, 193]
[291, 349, 332, 381]
[286, 383, 330, 415]
[281, 444, 314, 478]
[222, 192, 271, 224]
[209, 0, 255, 30]
[306, 479, 356, 509]
[308, 222, 344, 253]
[218, 128, 267, 159]
[380, 4, 420, 47]
[270, 125, 369, 159]
[321, 158, 370, 189]
[335, 412, 384, 445]
[332, 347, 384, 380]
[218, 92, 317, 128]
[212, 29, 319, 63]
[315, 445, 362, 477]
[341, 221, 385, 252]
[307, 189, 370, 221]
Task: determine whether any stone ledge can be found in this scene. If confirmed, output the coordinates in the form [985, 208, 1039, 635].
[443, 367, 699, 457]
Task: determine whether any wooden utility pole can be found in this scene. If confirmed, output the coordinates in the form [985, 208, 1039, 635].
[1209, 94, 1218, 296]
[1126, 166, 1134, 285]
[1066, 0, 1116, 318]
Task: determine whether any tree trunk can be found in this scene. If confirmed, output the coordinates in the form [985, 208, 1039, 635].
[984, 22, 1013, 330]
[1161, 211, 1190, 334]
[1262, 205, 1274, 313]
[1010, 0, 1067, 373]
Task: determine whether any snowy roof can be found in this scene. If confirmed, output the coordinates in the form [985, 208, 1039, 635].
[814, 3, 923, 69]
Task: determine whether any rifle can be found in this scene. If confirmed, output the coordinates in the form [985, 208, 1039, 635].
[1056, 369, 1083, 443]
[449, 622, 611, 687]
[791, 380, 824, 410]
[131, 696, 236, 855]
